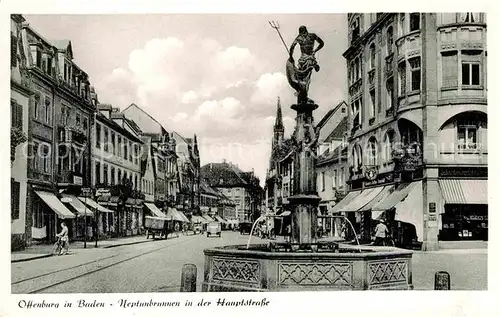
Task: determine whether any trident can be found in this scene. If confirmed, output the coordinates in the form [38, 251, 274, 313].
[269, 21, 290, 54]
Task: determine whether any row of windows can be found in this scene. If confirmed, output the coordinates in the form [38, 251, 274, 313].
[319, 168, 346, 192]
[95, 123, 140, 165]
[94, 161, 139, 189]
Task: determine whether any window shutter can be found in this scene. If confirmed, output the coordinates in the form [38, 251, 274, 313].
[442, 52, 458, 88]
[11, 34, 17, 68]
[11, 101, 17, 128]
[11, 180, 20, 220]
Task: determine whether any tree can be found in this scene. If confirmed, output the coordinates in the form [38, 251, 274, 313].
[11, 127, 27, 164]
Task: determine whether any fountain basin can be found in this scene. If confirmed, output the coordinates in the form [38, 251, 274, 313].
[202, 244, 413, 291]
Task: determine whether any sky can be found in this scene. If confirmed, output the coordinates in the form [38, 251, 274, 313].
[24, 14, 348, 185]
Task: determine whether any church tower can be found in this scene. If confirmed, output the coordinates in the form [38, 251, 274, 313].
[272, 97, 284, 149]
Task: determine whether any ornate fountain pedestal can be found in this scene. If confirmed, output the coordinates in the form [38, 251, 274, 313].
[202, 101, 413, 292]
[202, 244, 413, 291]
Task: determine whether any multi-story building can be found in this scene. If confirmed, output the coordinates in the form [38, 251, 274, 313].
[122, 104, 184, 220]
[315, 101, 349, 235]
[91, 104, 144, 237]
[340, 13, 487, 250]
[11, 14, 34, 250]
[201, 161, 262, 223]
[20, 20, 98, 244]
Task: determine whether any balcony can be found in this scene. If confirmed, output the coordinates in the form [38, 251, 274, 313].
[58, 126, 87, 147]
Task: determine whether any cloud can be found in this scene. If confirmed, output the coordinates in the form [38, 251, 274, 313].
[181, 90, 199, 104]
[170, 112, 189, 122]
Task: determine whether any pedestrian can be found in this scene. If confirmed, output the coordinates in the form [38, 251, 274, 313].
[373, 219, 389, 246]
[56, 222, 70, 255]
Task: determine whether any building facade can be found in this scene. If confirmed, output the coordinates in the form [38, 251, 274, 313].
[342, 13, 487, 250]
[11, 14, 33, 250]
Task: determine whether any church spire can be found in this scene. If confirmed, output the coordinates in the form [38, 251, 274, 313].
[272, 97, 284, 148]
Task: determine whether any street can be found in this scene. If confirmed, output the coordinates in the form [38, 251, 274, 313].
[11, 232, 487, 293]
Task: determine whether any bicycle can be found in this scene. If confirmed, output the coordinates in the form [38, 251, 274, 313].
[51, 236, 62, 256]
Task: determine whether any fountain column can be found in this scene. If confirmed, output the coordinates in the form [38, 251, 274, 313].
[288, 102, 321, 246]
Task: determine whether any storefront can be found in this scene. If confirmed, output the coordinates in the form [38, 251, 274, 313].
[78, 196, 114, 239]
[61, 194, 94, 240]
[32, 190, 76, 242]
[438, 179, 488, 241]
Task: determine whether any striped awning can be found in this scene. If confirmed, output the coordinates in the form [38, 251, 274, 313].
[35, 191, 76, 219]
[144, 203, 168, 219]
[439, 179, 488, 204]
[360, 185, 394, 212]
[329, 190, 361, 214]
[78, 197, 115, 213]
[339, 186, 385, 213]
[61, 194, 93, 217]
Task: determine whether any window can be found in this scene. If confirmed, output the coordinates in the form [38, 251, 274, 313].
[11, 100, 23, 130]
[355, 57, 361, 80]
[442, 51, 459, 88]
[352, 18, 360, 42]
[117, 169, 122, 184]
[462, 51, 481, 86]
[134, 144, 139, 164]
[320, 172, 325, 192]
[96, 123, 101, 148]
[410, 13, 420, 31]
[83, 117, 88, 131]
[332, 170, 337, 188]
[60, 107, 66, 125]
[123, 138, 128, 159]
[11, 33, 17, 68]
[386, 78, 394, 110]
[111, 167, 115, 185]
[369, 89, 376, 118]
[44, 97, 51, 124]
[399, 13, 406, 36]
[34, 95, 40, 120]
[42, 144, 50, 173]
[367, 138, 378, 166]
[135, 175, 138, 189]
[128, 141, 132, 161]
[111, 132, 116, 155]
[409, 57, 421, 91]
[95, 161, 101, 185]
[386, 27, 394, 55]
[369, 43, 376, 70]
[398, 62, 406, 95]
[352, 98, 361, 128]
[36, 49, 42, 68]
[383, 131, 395, 163]
[104, 127, 109, 152]
[457, 120, 478, 150]
[340, 167, 345, 186]
[461, 13, 480, 23]
[11, 179, 20, 220]
[103, 164, 108, 185]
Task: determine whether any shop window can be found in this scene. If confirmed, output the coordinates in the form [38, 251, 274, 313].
[457, 120, 478, 151]
[398, 62, 406, 96]
[409, 57, 421, 92]
[32, 201, 44, 228]
[11, 179, 20, 220]
[442, 51, 458, 88]
[409, 13, 420, 32]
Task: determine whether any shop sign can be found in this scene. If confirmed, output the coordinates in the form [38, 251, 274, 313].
[81, 187, 93, 198]
[464, 215, 487, 221]
[364, 172, 394, 187]
[439, 167, 488, 178]
[95, 188, 110, 197]
[73, 175, 83, 186]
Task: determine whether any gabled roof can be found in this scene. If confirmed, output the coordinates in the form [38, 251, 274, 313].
[316, 101, 348, 130]
[122, 103, 168, 134]
[201, 162, 249, 188]
[325, 116, 349, 142]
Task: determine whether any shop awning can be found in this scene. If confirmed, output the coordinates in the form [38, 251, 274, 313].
[177, 210, 190, 223]
[329, 190, 361, 214]
[393, 181, 424, 241]
[214, 215, 228, 224]
[372, 183, 414, 212]
[360, 186, 394, 213]
[144, 203, 168, 219]
[203, 215, 215, 222]
[165, 208, 188, 222]
[78, 197, 114, 213]
[439, 179, 488, 204]
[191, 215, 208, 224]
[61, 194, 93, 217]
[339, 187, 384, 213]
[35, 191, 76, 219]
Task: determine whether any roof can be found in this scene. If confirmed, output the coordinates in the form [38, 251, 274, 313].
[317, 145, 348, 166]
[52, 39, 71, 50]
[316, 101, 347, 130]
[122, 103, 169, 134]
[325, 116, 349, 142]
[270, 138, 294, 167]
[96, 111, 143, 144]
[201, 162, 257, 188]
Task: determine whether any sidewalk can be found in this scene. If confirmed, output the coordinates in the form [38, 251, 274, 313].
[11, 234, 153, 263]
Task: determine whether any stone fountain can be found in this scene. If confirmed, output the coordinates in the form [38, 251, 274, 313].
[202, 24, 413, 291]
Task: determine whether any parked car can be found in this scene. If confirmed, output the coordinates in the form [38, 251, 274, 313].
[206, 221, 221, 238]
